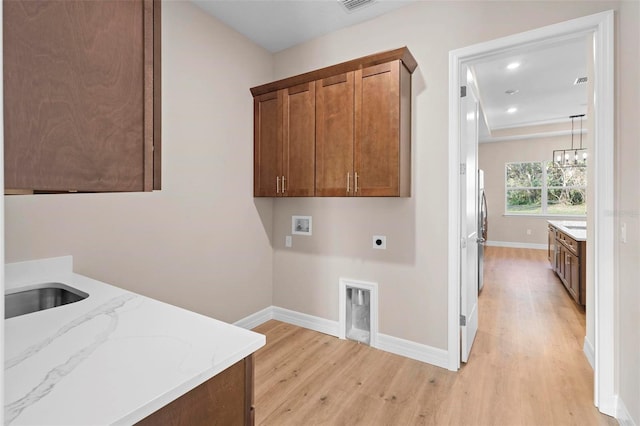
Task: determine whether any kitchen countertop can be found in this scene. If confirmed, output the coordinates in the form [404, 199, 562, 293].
[4, 256, 265, 426]
[548, 220, 587, 241]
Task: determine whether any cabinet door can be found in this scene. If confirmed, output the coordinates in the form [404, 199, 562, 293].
[354, 61, 400, 196]
[282, 83, 315, 197]
[254, 91, 282, 197]
[568, 252, 581, 303]
[316, 73, 355, 197]
[548, 227, 556, 266]
[4, 0, 159, 192]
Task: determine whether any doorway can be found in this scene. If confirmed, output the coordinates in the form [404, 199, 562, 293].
[447, 10, 615, 416]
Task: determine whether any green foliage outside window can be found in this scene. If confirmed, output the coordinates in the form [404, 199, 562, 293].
[505, 162, 586, 215]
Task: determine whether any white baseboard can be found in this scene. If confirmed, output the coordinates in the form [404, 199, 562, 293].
[235, 305, 449, 370]
[233, 306, 274, 330]
[583, 337, 595, 369]
[486, 240, 547, 250]
[272, 306, 340, 337]
[617, 396, 636, 426]
[377, 333, 449, 370]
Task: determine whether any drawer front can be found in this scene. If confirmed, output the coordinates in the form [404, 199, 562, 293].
[557, 231, 578, 255]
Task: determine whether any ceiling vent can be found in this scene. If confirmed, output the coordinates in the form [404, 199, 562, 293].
[339, 0, 376, 13]
[574, 76, 588, 85]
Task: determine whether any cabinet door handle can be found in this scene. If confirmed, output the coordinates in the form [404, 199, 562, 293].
[346, 172, 350, 194]
[276, 176, 280, 194]
[355, 172, 359, 193]
[282, 175, 286, 192]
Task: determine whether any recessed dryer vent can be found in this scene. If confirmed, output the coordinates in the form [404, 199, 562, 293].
[339, 278, 378, 347]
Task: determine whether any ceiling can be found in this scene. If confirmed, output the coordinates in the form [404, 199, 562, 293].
[472, 36, 589, 136]
[192, 1, 588, 136]
[192, 0, 416, 53]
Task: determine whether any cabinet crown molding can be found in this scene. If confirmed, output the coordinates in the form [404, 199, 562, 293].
[250, 46, 417, 97]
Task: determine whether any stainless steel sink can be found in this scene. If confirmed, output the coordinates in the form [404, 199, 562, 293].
[565, 225, 586, 230]
[5, 283, 89, 319]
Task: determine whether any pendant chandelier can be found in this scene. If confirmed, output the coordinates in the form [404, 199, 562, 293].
[553, 114, 587, 168]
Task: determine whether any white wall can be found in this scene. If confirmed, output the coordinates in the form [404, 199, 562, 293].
[615, 1, 640, 423]
[4, 1, 275, 324]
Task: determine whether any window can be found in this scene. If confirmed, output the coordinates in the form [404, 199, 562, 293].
[505, 162, 586, 216]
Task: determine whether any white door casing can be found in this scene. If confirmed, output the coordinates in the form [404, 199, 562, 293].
[447, 10, 615, 416]
[460, 72, 480, 363]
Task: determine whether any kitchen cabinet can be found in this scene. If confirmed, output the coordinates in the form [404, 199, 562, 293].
[548, 222, 586, 305]
[253, 82, 315, 197]
[137, 356, 255, 426]
[548, 225, 556, 266]
[252, 47, 416, 197]
[4, 0, 161, 193]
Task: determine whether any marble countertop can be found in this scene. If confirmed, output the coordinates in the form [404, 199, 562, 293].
[548, 220, 587, 242]
[4, 256, 265, 425]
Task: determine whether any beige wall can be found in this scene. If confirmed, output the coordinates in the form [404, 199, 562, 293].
[3, 1, 638, 422]
[271, 0, 620, 351]
[4, 1, 276, 324]
[478, 129, 583, 246]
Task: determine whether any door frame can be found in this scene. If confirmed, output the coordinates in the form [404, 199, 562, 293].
[447, 10, 615, 416]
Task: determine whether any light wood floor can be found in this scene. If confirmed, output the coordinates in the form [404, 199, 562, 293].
[252, 247, 617, 425]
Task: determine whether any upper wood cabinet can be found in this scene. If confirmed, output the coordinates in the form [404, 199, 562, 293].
[252, 47, 416, 198]
[4, 0, 161, 193]
[315, 72, 355, 196]
[354, 60, 411, 196]
[253, 82, 316, 197]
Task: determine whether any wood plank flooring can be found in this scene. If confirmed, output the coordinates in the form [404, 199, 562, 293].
[252, 247, 617, 425]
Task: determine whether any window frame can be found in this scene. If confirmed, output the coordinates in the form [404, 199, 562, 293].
[504, 161, 586, 217]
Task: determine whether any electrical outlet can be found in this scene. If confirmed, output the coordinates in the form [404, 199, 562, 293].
[526, 229, 532, 235]
[285, 235, 292, 248]
[373, 235, 386, 249]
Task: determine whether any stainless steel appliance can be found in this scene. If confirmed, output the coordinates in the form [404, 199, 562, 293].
[478, 169, 488, 291]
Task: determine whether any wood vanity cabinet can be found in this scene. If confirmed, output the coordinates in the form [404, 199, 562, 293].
[4, 0, 161, 193]
[253, 83, 316, 197]
[252, 47, 416, 197]
[137, 355, 255, 426]
[549, 224, 586, 305]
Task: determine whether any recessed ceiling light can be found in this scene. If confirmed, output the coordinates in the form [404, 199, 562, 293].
[506, 107, 518, 114]
[506, 62, 521, 70]
[505, 89, 519, 95]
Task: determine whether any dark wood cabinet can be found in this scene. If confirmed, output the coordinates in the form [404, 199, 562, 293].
[137, 355, 255, 426]
[354, 60, 411, 196]
[253, 83, 315, 197]
[548, 224, 586, 305]
[315, 72, 355, 196]
[4, 0, 161, 193]
[282, 82, 316, 197]
[253, 91, 281, 197]
[252, 47, 416, 198]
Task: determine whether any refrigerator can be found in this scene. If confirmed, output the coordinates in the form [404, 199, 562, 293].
[478, 169, 488, 291]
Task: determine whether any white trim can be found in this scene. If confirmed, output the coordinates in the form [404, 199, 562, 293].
[480, 128, 587, 144]
[491, 116, 578, 131]
[233, 306, 274, 330]
[237, 306, 450, 369]
[377, 333, 449, 370]
[616, 397, 636, 426]
[272, 306, 340, 337]
[583, 336, 595, 370]
[448, 10, 616, 414]
[485, 241, 547, 250]
[338, 278, 379, 348]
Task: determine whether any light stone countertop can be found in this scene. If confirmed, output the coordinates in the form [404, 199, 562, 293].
[548, 220, 587, 242]
[4, 256, 265, 426]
